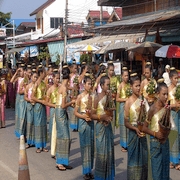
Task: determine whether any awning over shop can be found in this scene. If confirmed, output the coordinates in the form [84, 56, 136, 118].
[6, 47, 25, 54]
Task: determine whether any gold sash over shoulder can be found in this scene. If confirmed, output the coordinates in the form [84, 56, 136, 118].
[129, 98, 141, 126]
[150, 108, 165, 132]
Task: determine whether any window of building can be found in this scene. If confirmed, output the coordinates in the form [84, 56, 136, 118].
[50, 17, 63, 29]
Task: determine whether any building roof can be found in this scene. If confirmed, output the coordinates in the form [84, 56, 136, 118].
[114, 8, 122, 19]
[67, 25, 84, 37]
[30, 0, 56, 16]
[108, 8, 122, 22]
[86, 10, 110, 20]
[91, 8, 180, 35]
[16, 22, 35, 31]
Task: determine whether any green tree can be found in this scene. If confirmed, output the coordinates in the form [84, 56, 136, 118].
[0, 11, 13, 35]
[37, 46, 51, 67]
[0, 11, 11, 25]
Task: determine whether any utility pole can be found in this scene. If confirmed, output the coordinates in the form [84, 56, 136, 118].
[63, 0, 68, 63]
[100, 6, 103, 25]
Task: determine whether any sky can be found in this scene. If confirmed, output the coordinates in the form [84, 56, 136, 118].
[0, 0, 112, 26]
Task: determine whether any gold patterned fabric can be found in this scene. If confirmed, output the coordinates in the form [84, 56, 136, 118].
[150, 108, 165, 132]
[56, 94, 63, 106]
[168, 87, 176, 105]
[129, 98, 141, 126]
[142, 84, 148, 98]
[50, 87, 58, 104]
[97, 95, 107, 116]
[35, 82, 46, 100]
[120, 86, 127, 99]
[80, 93, 89, 113]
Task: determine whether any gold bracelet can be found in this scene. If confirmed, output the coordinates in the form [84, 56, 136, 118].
[98, 114, 101, 120]
[154, 131, 156, 137]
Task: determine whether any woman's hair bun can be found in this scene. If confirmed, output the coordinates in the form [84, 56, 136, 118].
[130, 73, 137, 77]
[157, 78, 164, 83]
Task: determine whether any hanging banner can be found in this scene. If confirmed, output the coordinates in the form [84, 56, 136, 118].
[0, 55, 3, 68]
[20, 47, 29, 57]
[67, 47, 80, 63]
[20, 46, 38, 58]
[30, 45, 38, 57]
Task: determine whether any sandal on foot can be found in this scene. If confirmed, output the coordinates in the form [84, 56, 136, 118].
[51, 156, 56, 159]
[63, 164, 73, 170]
[36, 149, 41, 153]
[170, 163, 175, 169]
[121, 148, 127, 152]
[42, 148, 49, 152]
[89, 173, 94, 179]
[175, 164, 180, 170]
[26, 145, 30, 149]
[83, 174, 90, 180]
[56, 164, 66, 171]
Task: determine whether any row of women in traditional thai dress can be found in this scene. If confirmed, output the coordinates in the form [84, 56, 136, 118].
[10, 60, 180, 180]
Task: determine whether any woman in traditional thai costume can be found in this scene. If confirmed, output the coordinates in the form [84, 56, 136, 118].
[11, 64, 27, 138]
[124, 73, 148, 180]
[0, 75, 7, 128]
[167, 68, 180, 170]
[55, 65, 75, 171]
[68, 63, 79, 131]
[107, 62, 120, 134]
[45, 69, 60, 158]
[44, 64, 54, 123]
[143, 80, 170, 180]
[24, 68, 37, 148]
[116, 67, 129, 151]
[92, 64, 106, 93]
[5, 62, 12, 108]
[78, 63, 88, 93]
[91, 75, 115, 180]
[74, 74, 94, 180]
[141, 62, 157, 106]
[31, 66, 48, 153]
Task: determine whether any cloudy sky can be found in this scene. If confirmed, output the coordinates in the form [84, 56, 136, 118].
[0, 0, 112, 25]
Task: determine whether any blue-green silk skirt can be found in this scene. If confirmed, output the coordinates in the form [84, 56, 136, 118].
[95, 122, 115, 180]
[78, 118, 94, 175]
[127, 129, 148, 180]
[15, 94, 27, 138]
[55, 107, 70, 165]
[34, 103, 47, 148]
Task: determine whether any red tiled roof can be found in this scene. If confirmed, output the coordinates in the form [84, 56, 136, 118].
[30, 0, 56, 16]
[87, 10, 110, 20]
[67, 25, 84, 37]
[114, 8, 122, 19]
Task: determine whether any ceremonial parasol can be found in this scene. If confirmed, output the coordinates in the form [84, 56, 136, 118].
[79, 45, 99, 52]
[127, 41, 163, 54]
[155, 45, 180, 58]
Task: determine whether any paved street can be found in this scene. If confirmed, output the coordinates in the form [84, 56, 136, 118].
[0, 108, 179, 180]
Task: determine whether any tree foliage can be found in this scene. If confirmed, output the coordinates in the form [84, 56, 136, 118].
[80, 53, 91, 64]
[0, 11, 12, 25]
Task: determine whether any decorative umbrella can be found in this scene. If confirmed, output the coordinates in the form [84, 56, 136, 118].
[80, 45, 99, 52]
[155, 45, 180, 58]
[127, 41, 163, 54]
